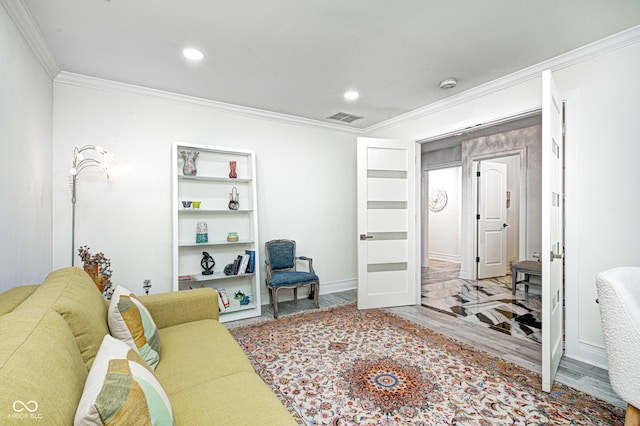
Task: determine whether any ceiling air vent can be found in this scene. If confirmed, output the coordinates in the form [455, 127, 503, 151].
[327, 112, 364, 123]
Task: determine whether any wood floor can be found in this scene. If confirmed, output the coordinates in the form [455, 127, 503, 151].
[226, 287, 625, 409]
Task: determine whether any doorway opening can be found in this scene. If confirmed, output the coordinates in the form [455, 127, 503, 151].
[420, 113, 544, 345]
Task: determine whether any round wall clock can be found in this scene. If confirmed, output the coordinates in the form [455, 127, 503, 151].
[429, 187, 448, 212]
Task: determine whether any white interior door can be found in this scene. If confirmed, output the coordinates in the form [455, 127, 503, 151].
[477, 161, 508, 279]
[541, 69, 564, 393]
[357, 137, 418, 309]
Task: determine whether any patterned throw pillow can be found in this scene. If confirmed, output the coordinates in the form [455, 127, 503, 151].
[74, 335, 174, 426]
[108, 285, 161, 370]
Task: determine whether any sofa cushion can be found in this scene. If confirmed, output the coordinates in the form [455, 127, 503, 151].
[169, 372, 296, 425]
[75, 335, 174, 426]
[108, 285, 161, 370]
[14, 267, 110, 369]
[0, 284, 38, 316]
[153, 319, 254, 395]
[0, 309, 88, 425]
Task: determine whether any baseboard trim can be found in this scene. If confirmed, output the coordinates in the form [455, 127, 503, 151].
[429, 253, 461, 263]
[565, 340, 608, 370]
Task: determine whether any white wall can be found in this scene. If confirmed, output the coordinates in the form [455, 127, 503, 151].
[427, 167, 461, 262]
[0, 6, 53, 291]
[555, 41, 640, 364]
[51, 77, 358, 299]
[364, 36, 640, 368]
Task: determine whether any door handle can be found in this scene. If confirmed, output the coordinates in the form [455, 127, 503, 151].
[550, 251, 564, 261]
[503, 223, 508, 228]
[360, 234, 373, 241]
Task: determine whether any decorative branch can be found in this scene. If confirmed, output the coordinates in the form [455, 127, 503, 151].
[78, 245, 114, 299]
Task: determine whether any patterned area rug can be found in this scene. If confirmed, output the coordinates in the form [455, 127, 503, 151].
[231, 305, 623, 425]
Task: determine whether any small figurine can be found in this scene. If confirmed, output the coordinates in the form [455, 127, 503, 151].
[201, 251, 215, 275]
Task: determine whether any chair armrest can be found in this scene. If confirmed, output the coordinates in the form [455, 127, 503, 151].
[296, 256, 315, 273]
[136, 288, 219, 329]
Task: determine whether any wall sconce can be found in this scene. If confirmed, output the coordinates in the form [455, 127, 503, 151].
[69, 145, 114, 266]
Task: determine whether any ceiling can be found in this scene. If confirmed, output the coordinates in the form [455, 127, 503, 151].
[22, 0, 640, 129]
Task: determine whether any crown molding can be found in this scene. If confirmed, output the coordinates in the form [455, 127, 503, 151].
[365, 24, 640, 133]
[1, 0, 59, 78]
[54, 72, 362, 135]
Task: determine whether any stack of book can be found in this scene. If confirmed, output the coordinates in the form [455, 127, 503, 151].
[216, 288, 230, 312]
[230, 250, 255, 276]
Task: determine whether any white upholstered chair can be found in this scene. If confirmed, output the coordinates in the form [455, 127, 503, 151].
[596, 267, 640, 426]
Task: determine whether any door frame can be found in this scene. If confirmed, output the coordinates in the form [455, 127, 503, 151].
[421, 163, 463, 267]
[418, 110, 539, 281]
[467, 147, 528, 280]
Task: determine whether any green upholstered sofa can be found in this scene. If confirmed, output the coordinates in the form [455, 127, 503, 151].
[0, 267, 295, 425]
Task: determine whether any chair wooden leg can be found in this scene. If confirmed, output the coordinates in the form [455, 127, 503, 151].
[293, 287, 298, 302]
[314, 283, 319, 308]
[511, 270, 517, 295]
[626, 403, 640, 426]
[273, 288, 280, 319]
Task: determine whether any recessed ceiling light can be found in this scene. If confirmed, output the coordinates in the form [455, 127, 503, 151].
[344, 90, 359, 101]
[183, 48, 204, 61]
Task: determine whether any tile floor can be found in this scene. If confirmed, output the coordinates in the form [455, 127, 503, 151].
[421, 259, 543, 344]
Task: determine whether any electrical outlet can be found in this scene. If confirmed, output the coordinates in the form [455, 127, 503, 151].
[143, 279, 152, 295]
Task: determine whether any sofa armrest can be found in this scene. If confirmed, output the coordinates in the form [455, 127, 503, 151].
[0, 284, 40, 316]
[137, 288, 219, 329]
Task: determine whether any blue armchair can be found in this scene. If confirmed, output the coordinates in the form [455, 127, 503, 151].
[264, 239, 319, 319]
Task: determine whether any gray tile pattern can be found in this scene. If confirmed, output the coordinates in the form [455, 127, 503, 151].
[421, 260, 543, 344]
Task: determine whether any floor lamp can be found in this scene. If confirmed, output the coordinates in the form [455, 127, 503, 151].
[69, 145, 114, 266]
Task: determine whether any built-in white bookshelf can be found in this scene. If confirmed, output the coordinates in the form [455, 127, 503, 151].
[172, 142, 261, 323]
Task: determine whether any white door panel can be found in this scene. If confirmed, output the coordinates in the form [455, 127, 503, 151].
[478, 161, 508, 279]
[368, 210, 408, 232]
[368, 240, 408, 264]
[367, 178, 408, 202]
[541, 69, 565, 393]
[357, 137, 418, 310]
[483, 231, 504, 264]
[368, 271, 409, 294]
[368, 148, 408, 170]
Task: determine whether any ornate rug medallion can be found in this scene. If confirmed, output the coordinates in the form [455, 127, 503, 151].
[231, 305, 623, 425]
[341, 356, 434, 415]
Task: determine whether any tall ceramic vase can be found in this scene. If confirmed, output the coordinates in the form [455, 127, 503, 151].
[229, 161, 237, 179]
[180, 151, 199, 176]
[196, 221, 208, 244]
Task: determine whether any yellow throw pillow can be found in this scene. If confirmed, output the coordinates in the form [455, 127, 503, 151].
[108, 285, 160, 370]
[74, 335, 174, 426]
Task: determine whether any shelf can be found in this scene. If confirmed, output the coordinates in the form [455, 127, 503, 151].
[178, 240, 254, 247]
[173, 142, 261, 322]
[178, 209, 253, 213]
[178, 175, 252, 183]
[219, 302, 257, 315]
[178, 271, 256, 284]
